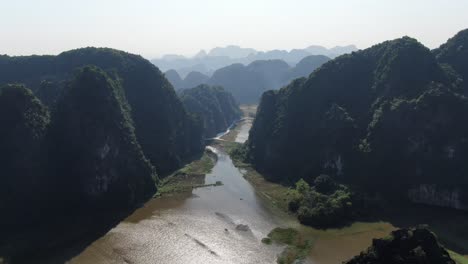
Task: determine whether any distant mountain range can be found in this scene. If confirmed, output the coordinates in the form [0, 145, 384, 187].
[165, 55, 331, 103]
[152, 44, 357, 77]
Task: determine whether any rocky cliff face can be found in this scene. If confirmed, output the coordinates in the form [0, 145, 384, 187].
[345, 227, 455, 264]
[48, 66, 156, 207]
[408, 184, 468, 210]
[247, 31, 468, 198]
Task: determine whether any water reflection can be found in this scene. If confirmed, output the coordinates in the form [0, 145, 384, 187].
[235, 120, 252, 143]
[71, 146, 284, 264]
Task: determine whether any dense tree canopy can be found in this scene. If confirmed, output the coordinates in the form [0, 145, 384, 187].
[0, 84, 50, 212]
[48, 66, 156, 207]
[179, 84, 241, 138]
[434, 28, 468, 92]
[0, 47, 204, 175]
[247, 30, 468, 198]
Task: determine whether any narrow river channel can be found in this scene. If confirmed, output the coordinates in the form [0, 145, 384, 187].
[70, 122, 290, 264]
[69, 120, 406, 264]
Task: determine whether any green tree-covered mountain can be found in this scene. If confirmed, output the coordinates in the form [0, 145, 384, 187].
[247, 30, 468, 206]
[0, 84, 50, 213]
[0, 47, 204, 175]
[48, 66, 157, 208]
[180, 84, 241, 138]
[285, 55, 330, 80]
[434, 28, 468, 91]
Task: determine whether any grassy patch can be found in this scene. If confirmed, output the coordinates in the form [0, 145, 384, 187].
[449, 250, 468, 264]
[264, 227, 314, 264]
[156, 149, 217, 196]
[212, 139, 294, 213]
[261, 237, 272, 245]
[242, 167, 293, 212]
[268, 227, 300, 244]
[178, 149, 216, 175]
[220, 125, 240, 142]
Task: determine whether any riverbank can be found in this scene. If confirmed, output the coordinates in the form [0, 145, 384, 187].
[69, 103, 467, 264]
[215, 117, 468, 264]
[213, 124, 391, 263]
[220, 105, 256, 142]
[156, 148, 218, 196]
[156, 104, 256, 197]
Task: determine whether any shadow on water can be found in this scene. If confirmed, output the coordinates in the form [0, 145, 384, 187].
[0, 152, 210, 264]
[0, 203, 149, 264]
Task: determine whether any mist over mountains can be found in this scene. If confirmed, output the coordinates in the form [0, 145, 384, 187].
[165, 55, 331, 103]
[152, 44, 357, 77]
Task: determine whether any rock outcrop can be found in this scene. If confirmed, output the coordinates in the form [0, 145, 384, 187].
[345, 227, 455, 264]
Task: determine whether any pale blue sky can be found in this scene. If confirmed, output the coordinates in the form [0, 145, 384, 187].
[1, 0, 468, 58]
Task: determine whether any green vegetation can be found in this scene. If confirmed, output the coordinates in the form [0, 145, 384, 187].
[48, 66, 157, 207]
[179, 84, 241, 138]
[157, 149, 217, 196]
[0, 47, 204, 176]
[434, 28, 468, 91]
[227, 142, 250, 164]
[179, 149, 216, 175]
[263, 227, 314, 264]
[247, 30, 468, 203]
[448, 250, 468, 264]
[0, 84, 50, 212]
[345, 227, 456, 264]
[261, 237, 272, 245]
[287, 175, 359, 228]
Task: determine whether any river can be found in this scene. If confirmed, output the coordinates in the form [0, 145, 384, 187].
[70, 121, 288, 264]
[69, 121, 399, 264]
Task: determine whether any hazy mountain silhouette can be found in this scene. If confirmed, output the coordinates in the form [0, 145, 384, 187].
[165, 70, 209, 90]
[166, 55, 330, 103]
[184, 71, 210, 89]
[165, 69, 184, 89]
[207, 45, 257, 58]
[152, 44, 356, 76]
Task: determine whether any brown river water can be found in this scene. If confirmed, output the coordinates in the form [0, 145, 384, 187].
[69, 122, 396, 264]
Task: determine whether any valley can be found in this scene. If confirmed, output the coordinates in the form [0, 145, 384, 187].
[67, 107, 468, 264]
[1, 10, 468, 263]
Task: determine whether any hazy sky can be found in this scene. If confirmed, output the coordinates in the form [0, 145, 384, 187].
[2, 0, 468, 58]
